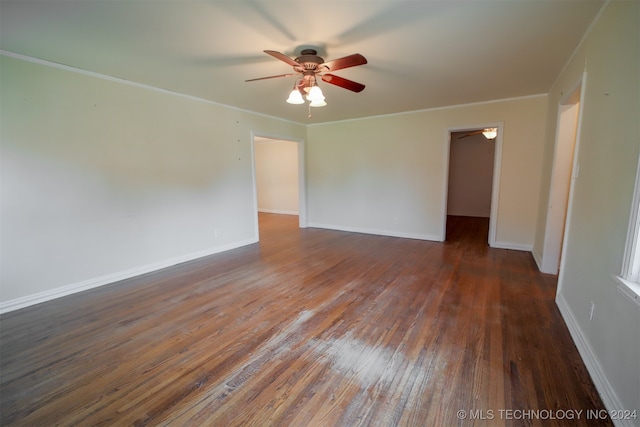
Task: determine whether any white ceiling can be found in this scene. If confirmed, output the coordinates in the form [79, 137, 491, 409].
[0, 0, 604, 125]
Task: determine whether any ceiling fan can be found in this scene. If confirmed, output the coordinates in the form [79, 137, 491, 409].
[245, 48, 367, 107]
[458, 128, 498, 140]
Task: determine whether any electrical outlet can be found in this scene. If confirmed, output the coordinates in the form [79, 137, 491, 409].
[589, 302, 595, 321]
[214, 229, 221, 238]
[393, 217, 399, 224]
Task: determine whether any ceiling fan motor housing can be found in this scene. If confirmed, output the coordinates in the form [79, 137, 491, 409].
[295, 49, 325, 71]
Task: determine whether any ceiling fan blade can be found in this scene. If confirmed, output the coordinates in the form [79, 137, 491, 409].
[321, 74, 366, 93]
[320, 53, 367, 72]
[457, 130, 484, 139]
[245, 73, 296, 82]
[264, 50, 299, 67]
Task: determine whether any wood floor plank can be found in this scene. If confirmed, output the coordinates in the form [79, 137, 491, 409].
[0, 214, 611, 426]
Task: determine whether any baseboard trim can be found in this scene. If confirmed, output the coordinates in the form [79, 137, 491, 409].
[306, 222, 441, 242]
[556, 293, 635, 427]
[490, 241, 533, 252]
[258, 209, 299, 215]
[0, 238, 257, 314]
[532, 249, 544, 271]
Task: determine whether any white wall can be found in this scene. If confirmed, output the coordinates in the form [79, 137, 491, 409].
[534, 1, 640, 423]
[255, 139, 299, 215]
[306, 96, 547, 248]
[447, 133, 495, 218]
[0, 55, 306, 310]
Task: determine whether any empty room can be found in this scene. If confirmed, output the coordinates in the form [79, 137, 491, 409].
[1, 1, 638, 426]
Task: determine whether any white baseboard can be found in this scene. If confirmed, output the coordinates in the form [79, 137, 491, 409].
[490, 241, 533, 251]
[0, 238, 257, 314]
[532, 249, 544, 271]
[306, 222, 441, 242]
[258, 209, 299, 215]
[556, 293, 636, 427]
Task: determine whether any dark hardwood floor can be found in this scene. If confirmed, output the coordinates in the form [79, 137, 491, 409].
[0, 214, 610, 426]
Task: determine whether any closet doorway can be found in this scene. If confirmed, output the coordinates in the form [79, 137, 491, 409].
[444, 125, 503, 245]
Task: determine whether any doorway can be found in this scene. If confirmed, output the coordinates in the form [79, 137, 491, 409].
[443, 124, 503, 245]
[540, 82, 582, 274]
[252, 134, 306, 237]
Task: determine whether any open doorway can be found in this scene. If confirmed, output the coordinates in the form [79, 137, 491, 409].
[443, 125, 503, 245]
[540, 81, 583, 274]
[252, 134, 306, 237]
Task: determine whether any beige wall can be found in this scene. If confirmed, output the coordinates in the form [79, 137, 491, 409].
[0, 55, 306, 308]
[307, 95, 547, 248]
[533, 1, 639, 419]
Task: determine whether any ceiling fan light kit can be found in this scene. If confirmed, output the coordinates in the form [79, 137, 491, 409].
[246, 48, 367, 115]
[286, 87, 305, 104]
[482, 128, 498, 139]
[306, 84, 325, 102]
[309, 98, 327, 108]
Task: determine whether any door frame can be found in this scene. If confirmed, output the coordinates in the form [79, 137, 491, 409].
[442, 122, 504, 246]
[250, 132, 307, 236]
[546, 74, 587, 288]
[540, 78, 584, 274]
